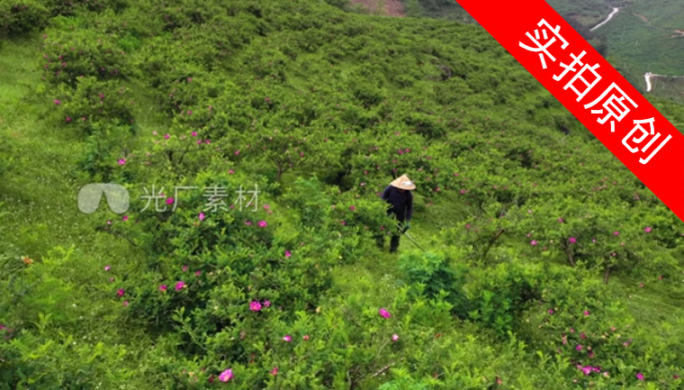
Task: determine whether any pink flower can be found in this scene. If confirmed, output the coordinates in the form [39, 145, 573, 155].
[341, 220, 346, 226]
[624, 341, 630, 347]
[303, 335, 310, 341]
[187, 110, 192, 115]
[54, 99, 61, 105]
[548, 309, 554, 315]
[195, 270, 201, 276]
[569, 237, 576, 243]
[199, 212, 205, 221]
[350, 205, 356, 211]
[187, 77, 192, 82]
[636, 373, 644, 381]
[614, 231, 619, 236]
[235, 150, 240, 155]
[250, 301, 262, 311]
[117, 289, 125, 297]
[192, 131, 197, 137]
[123, 301, 129, 306]
[182, 265, 188, 272]
[576, 345, 583, 351]
[582, 366, 592, 375]
[159, 285, 167, 291]
[122, 215, 129, 221]
[219, 369, 233, 382]
[285, 250, 291, 258]
[558, 218, 564, 223]
[166, 198, 174, 205]
[644, 227, 652, 233]
[584, 310, 590, 317]
[245, 221, 252, 226]
[531, 240, 538, 246]
[228, 169, 234, 174]
[639, 283, 644, 288]
[164, 134, 170, 139]
[263, 300, 271, 307]
[580, 333, 586, 339]
[258, 220, 267, 228]
[270, 367, 278, 376]
[153, 131, 158, 135]
[105, 265, 111, 271]
[379, 308, 391, 319]
[205, 139, 210, 144]
[283, 335, 292, 342]
[392, 334, 399, 342]
[175, 281, 186, 291]
[118, 158, 126, 165]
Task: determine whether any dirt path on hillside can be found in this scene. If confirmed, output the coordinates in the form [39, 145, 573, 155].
[633, 13, 650, 25]
[350, 0, 405, 17]
[591, 7, 619, 31]
[645, 73, 684, 92]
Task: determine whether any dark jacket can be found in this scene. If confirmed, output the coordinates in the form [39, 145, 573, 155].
[381, 185, 413, 222]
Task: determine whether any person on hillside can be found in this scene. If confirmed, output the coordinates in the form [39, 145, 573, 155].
[376, 174, 415, 253]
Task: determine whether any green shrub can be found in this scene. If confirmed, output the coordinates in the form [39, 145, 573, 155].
[43, 0, 129, 17]
[51, 76, 136, 136]
[0, 0, 49, 38]
[41, 28, 134, 88]
[398, 251, 469, 314]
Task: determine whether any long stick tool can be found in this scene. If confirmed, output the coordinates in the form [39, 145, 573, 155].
[397, 223, 426, 252]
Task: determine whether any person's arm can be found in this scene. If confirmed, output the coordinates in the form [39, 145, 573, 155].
[405, 192, 413, 222]
[381, 185, 391, 201]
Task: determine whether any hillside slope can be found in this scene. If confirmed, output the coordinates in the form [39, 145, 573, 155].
[1, 0, 684, 388]
[409, 0, 684, 99]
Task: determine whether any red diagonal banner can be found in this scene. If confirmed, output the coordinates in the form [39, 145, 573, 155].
[455, 0, 684, 222]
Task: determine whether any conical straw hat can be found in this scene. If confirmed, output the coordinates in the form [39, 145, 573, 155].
[390, 174, 416, 190]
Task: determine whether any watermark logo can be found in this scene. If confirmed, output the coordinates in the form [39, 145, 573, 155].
[78, 183, 130, 214]
[78, 183, 261, 214]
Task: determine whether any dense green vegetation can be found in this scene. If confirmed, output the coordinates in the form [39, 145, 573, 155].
[1, 0, 684, 388]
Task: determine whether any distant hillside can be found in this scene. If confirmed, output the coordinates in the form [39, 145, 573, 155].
[402, 0, 684, 101]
